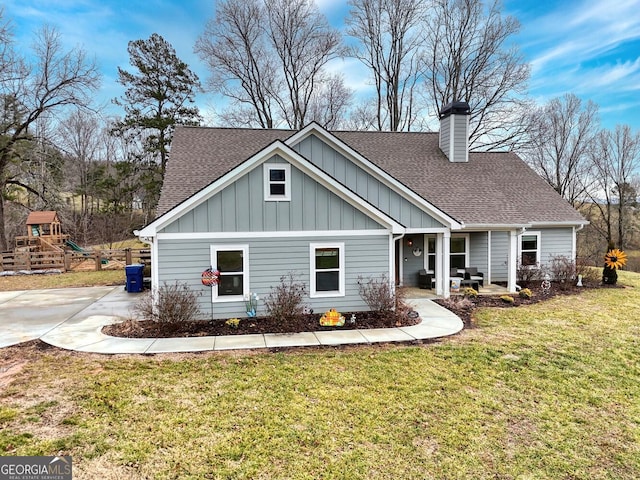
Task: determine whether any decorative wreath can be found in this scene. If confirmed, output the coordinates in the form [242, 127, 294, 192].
[201, 267, 220, 287]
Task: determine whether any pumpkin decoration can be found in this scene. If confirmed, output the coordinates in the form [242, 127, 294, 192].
[319, 308, 345, 327]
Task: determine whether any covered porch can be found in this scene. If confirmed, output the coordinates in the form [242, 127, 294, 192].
[396, 229, 525, 297]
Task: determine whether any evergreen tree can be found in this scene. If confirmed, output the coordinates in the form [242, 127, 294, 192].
[113, 33, 202, 183]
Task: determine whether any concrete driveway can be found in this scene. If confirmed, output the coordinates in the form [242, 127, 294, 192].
[0, 286, 139, 348]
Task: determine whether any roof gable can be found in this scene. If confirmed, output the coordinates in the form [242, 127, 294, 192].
[139, 140, 403, 237]
[26, 211, 59, 225]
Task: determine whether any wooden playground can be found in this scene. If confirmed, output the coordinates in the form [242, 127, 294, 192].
[1, 211, 149, 272]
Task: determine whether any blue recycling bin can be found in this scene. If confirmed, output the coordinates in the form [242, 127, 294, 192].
[125, 264, 145, 293]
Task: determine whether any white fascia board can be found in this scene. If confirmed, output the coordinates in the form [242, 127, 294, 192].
[404, 227, 450, 234]
[462, 223, 531, 231]
[529, 220, 590, 228]
[157, 229, 391, 240]
[139, 139, 404, 237]
[286, 123, 462, 230]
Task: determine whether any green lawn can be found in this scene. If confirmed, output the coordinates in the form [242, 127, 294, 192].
[1, 272, 639, 479]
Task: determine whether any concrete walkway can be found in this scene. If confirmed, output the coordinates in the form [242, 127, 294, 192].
[0, 286, 463, 354]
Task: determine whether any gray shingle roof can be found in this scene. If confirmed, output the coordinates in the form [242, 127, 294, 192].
[157, 125, 585, 226]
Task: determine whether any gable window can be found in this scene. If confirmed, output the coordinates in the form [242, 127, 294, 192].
[520, 232, 541, 266]
[264, 163, 291, 201]
[450, 234, 468, 269]
[210, 245, 249, 301]
[310, 243, 345, 297]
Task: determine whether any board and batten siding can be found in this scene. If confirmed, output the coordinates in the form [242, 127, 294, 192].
[160, 156, 383, 234]
[156, 234, 391, 319]
[293, 134, 445, 229]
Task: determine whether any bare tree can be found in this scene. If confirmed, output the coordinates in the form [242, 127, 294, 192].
[422, 0, 530, 149]
[346, 0, 426, 131]
[306, 74, 352, 130]
[523, 94, 599, 206]
[588, 125, 640, 249]
[0, 25, 100, 251]
[195, 0, 278, 128]
[196, 0, 348, 129]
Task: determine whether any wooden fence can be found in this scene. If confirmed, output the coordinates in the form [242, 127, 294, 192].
[0, 248, 151, 272]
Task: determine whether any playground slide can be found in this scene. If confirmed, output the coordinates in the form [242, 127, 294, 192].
[65, 239, 88, 253]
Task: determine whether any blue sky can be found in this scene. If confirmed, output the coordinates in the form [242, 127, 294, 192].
[3, 0, 639, 130]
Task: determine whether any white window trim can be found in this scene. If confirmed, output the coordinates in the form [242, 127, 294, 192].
[310, 242, 345, 298]
[210, 244, 249, 303]
[450, 233, 470, 269]
[518, 231, 541, 267]
[264, 163, 291, 201]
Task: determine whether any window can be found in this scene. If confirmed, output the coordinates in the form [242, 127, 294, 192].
[310, 243, 345, 297]
[264, 164, 291, 201]
[520, 232, 540, 266]
[426, 235, 436, 272]
[210, 245, 249, 301]
[450, 235, 468, 269]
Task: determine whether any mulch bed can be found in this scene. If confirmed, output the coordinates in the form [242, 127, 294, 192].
[104, 310, 422, 339]
[104, 280, 617, 339]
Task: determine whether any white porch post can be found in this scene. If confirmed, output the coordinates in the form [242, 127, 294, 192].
[435, 233, 443, 295]
[487, 230, 492, 285]
[443, 230, 451, 298]
[508, 230, 518, 293]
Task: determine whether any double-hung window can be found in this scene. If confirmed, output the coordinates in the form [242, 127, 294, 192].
[264, 164, 291, 201]
[210, 245, 249, 301]
[310, 243, 345, 297]
[450, 235, 468, 269]
[520, 232, 541, 266]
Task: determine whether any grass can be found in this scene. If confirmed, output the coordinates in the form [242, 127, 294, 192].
[0, 270, 124, 292]
[0, 272, 639, 478]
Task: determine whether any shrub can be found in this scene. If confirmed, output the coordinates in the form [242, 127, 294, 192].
[549, 255, 576, 290]
[519, 288, 532, 299]
[500, 295, 515, 304]
[576, 257, 601, 285]
[357, 274, 395, 313]
[264, 273, 307, 323]
[133, 281, 201, 331]
[440, 296, 474, 310]
[516, 260, 544, 285]
[462, 287, 478, 299]
[358, 274, 410, 323]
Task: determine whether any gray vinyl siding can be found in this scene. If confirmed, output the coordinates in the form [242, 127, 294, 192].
[294, 134, 445, 229]
[452, 116, 468, 163]
[440, 116, 450, 155]
[540, 228, 574, 264]
[491, 231, 509, 282]
[156, 234, 390, 319]
[160, 156, 383, 234]
[469, 232, 489, 273]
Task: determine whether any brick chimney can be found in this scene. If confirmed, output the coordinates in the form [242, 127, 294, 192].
[439, 101, 470, 163]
